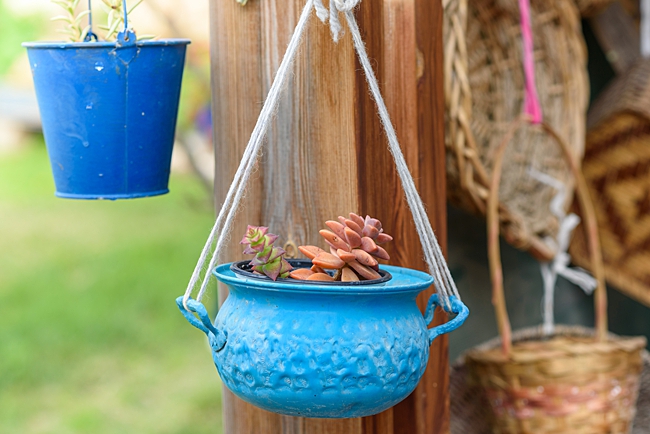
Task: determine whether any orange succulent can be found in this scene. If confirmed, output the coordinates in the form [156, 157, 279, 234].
[291, 213, 392, 282]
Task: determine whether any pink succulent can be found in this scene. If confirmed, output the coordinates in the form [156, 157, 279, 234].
[291, 213, 393, 282]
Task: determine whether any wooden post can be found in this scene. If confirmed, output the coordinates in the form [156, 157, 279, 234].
[210, 0, 448, 432]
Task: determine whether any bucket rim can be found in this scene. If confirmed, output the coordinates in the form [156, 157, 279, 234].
[22, 38, 191, 49]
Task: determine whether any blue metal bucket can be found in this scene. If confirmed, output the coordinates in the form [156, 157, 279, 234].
[23, 35, 190, 200]
[177, 262, 469, 418]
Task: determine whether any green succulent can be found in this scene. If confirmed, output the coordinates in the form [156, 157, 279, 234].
[240, 226, 292, 281]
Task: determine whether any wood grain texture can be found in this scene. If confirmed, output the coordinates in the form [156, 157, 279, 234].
[356, 0, 449, 433]
[209, 0, 447, 432]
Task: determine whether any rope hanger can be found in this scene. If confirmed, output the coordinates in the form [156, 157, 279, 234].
[182, 0, 461, 310]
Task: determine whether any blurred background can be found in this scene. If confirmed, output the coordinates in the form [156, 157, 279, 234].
[0, 1, 225, 432]
[4, 0, 650, 433]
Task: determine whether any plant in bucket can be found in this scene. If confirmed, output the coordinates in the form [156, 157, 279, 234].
[234, 215, 393, 283]
[176, 0, 468, 420]
[23, 0, 190, 200]
[178, 214, 469, 418]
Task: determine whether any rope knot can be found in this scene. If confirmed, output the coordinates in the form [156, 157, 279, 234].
[333, 0, 359, 12]
[314, 0, 360, 42]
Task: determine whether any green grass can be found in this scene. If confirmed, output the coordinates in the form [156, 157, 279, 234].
[0, 139, 224, 433]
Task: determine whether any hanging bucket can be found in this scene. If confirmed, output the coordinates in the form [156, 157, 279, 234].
[23, 31, 190, 199]
[177, 261, 469, 418]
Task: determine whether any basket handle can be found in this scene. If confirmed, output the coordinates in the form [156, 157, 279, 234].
[487, 114, 608, 355]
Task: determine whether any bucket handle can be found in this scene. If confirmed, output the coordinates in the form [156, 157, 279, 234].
[423, 294, 469, 346]
[175, 296, 227, 352]
[84, 0, 135, 43]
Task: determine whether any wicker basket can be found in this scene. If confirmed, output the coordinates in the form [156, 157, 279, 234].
[451, 327, 650, 434]
[570, 59, 650, 308]
[464, 117, 646, 433]
[443, 0, 588, 261]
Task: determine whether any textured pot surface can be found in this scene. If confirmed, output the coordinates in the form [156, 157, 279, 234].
[24, 38, 190, 200]
[176, 263, 467, 418]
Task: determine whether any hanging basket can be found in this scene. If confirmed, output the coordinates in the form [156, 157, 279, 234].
[463, 116, 646, 433]
[177, 261, 468, 418]
[443, 0, 588, 261]
[177, 0, 469, 419]
[570, 59, 650, 308]
[23, 30, 190, 200]
[450, 326, 650, 434]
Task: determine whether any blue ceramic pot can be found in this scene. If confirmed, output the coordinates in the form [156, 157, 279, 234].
[23, 32, 190, 200]
[177, 262, 468, 418]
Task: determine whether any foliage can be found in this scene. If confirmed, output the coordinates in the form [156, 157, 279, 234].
[0, 1, 43, 76]
[50, 0, 146, 42]
[0, 140, 223, 433]
[241, 226, 292, 281]
[50, 0, 91, 42]
[98, 0, 144, 41]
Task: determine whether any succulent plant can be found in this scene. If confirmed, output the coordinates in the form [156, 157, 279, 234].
[291, 213, 393, 282]
[241, 226, 292, 281]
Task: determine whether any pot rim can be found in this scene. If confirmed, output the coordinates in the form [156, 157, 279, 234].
[230, 259, 393, 286]
[22, 39, 191, 49]
[214, 261, 434, 295]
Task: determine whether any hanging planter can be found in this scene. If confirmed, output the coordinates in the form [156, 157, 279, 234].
[178, 0, 469, 419]
[178, 221, 468, 418]
[23, 0, 190, 200]
[178, 261, 466, 418]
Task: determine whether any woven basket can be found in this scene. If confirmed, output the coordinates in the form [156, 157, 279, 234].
[464, 116, 647, 433]
[569, 59, 650, 308]
[451, 326, 650, 434]
[443, 0, 588, 261]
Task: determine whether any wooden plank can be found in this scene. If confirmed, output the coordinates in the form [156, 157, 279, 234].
[209, 0, 448, 432]
[355, 0, 449, 433]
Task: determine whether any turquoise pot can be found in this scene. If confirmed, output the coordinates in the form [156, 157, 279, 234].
[177, 262, 468, 418]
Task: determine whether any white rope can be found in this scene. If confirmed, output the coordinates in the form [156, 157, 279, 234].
[182, 0, 315, 307]
[340, 8, 459, 306]
[529, 168, 597, 335]
[184, 0, 461, 310]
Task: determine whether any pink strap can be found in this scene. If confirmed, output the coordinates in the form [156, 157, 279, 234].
[519, 0, 542, 124]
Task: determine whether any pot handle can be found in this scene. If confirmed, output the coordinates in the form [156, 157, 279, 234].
[424, 294, 469, 346]
[175, 296, 227, 352]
